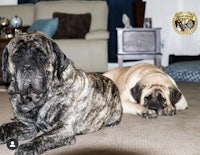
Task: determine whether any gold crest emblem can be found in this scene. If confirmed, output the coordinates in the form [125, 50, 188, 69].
[172, 11, 198, 34]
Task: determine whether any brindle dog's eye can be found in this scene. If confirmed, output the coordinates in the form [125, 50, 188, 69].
[12, 50, 24, 62]
[14, 50, 23, 57]
[37, 50, 48, 62]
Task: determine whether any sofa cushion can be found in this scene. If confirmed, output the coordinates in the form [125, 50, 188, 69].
[27, 18, 58, 37]
[53, 12, 91, 39]
[85, 30, 109, 40]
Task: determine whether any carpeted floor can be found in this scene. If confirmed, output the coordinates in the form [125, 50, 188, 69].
[0, 82, 200, 155]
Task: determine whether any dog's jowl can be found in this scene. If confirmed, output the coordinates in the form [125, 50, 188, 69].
[0, 32, 122, 155]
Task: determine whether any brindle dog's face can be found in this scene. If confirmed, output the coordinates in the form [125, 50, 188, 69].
[12, 41, 49, 95]
[2, 32, 68, 98]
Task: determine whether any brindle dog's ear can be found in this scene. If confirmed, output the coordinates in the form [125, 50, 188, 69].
[52, 42, 69, 80]
[169, 87, 182, 106]
[130, 83, 143, 103]
[2, 47, 12, 83]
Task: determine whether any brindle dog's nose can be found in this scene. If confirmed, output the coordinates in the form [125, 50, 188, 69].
[23, 64, 31, 70]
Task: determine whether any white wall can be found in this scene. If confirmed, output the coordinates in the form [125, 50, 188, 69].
[0, 0, 17, 5]
[145, 0, 200, 66]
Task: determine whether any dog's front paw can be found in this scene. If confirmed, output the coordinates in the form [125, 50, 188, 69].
[163, 106, 176, 116]
[140, 109, 157, 119]
[15, 143, 38, 155]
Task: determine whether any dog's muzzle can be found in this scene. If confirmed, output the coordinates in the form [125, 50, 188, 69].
[145, 102, 166, 115]
[16, 65, 47, 96]
[144, 92, 167, 114]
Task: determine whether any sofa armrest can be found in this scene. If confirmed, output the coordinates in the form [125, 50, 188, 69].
[85, 30, 109, 40]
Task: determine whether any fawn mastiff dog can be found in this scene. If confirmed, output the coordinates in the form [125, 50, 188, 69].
[104, 63, 188, 119]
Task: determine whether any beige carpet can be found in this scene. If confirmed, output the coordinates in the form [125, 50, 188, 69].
[0, 82, 200, 155]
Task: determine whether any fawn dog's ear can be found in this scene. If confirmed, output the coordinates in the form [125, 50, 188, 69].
[169, 87, 182, 106]
[130, 82, 144, 103]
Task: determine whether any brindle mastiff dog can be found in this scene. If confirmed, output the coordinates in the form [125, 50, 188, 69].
[104, 63, 188, 119]
[1, 32, 122, 155]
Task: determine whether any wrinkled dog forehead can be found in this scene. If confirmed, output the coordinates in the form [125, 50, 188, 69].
[5, 32, 57, 72]
[6, 32, 54, 55]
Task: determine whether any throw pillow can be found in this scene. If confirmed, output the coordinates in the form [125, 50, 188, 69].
[53, 12, 91, 39]
[27, 18, 59, 37]
[163, 61, 200, 82]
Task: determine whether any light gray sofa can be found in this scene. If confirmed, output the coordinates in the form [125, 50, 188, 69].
[0, 0, 109, 72]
